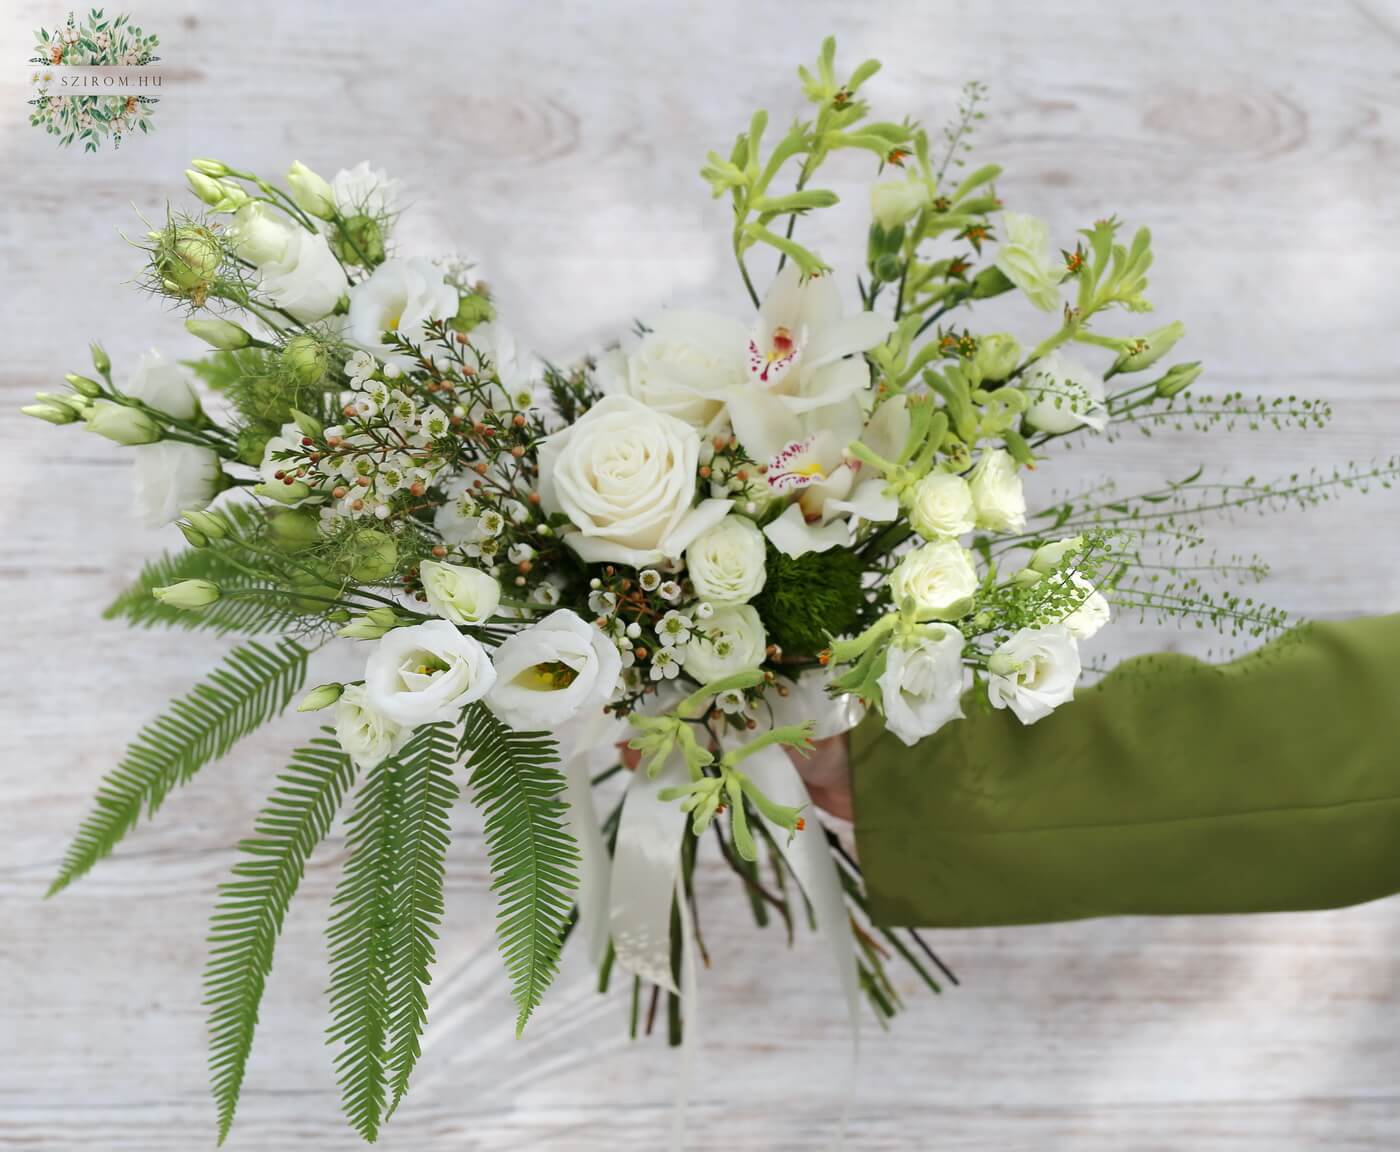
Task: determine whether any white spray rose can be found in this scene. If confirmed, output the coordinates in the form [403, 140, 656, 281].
[346, 257, 458, 362]
[334, 683, 403, 769]
[363, 620, 496, 726]
[125, 349, 198, 420]
[598, 311, 743, 430]
[228, 202, 294, 267]
[890, 540, 979, 621]
[686, 515, 767, 604]
[1024, 352, 1108, 434]
[487, 609, 622, 730]
[870, 178, 930, 230]
[132, 442, 222, 527]
[420, 560, 501, 626]
[1061, 574, 1111, 641]
[968, 449, 1027, 533]
[259, 229, 348, 323]
[908, 472, 976, 540]
[686, 605, 767, 684]
[987, 625, 1081, 725]
[878, 624, 966, 746]
[537, 394, 731, 567]
[993, 212, 1065, 312]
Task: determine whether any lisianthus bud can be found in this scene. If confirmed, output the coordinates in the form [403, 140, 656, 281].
[1153, 361, 1203, 398]
[177, 521, 209, 548]
[65, 372, 103, 397]
[190, 158, 230, 177]
[186, 316, 252, 350]
[287, 161, 336, 220]
[870, 178, 929, 230]
[282, 334, 328, 385]
[973, 333, 1021, 383]
[1111, 321, 1185, 376]
[290, 407, 324, 439]
[183, 509, 230, 539]
[158, 225, 223, 294]
[297, 682, 344, 712]
[1011, 567, 1043, 588]
[22, 403, 78, 425]
[970, 265, 1014, 300]
[337, 616, 392, 640]
[186, 169, 226, 206]
[89, 343, 111, 376]
[85, 400, 161, 445]
[1029, 534, 1085, 574]
[36, 392, 88, 416]
[153, 579, 221, 609]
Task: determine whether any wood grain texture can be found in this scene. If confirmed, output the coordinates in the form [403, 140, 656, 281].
[2, 1, 1399, 1149]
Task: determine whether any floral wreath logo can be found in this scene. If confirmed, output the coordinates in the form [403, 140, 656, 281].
[29, 9, 160, 152]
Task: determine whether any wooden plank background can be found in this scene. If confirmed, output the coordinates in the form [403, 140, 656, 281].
[3, 1, 1399, 1148]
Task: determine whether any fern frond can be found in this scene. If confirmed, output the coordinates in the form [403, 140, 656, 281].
[104, 503, 304, 637]
[459, 703, 579, 1036]
[206, 735, 356, 1145]
[326, 752, 400, 1143]
[385, 723, 458, 1114]
[48, 637, 310, 896]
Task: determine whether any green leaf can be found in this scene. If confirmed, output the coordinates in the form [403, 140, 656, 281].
[459, 703, 579, 1036]
[48, 637, 310, 896]
[324, 723, 458, 1141]
[385, 723, 458, 1114]
[206, 735, 356, 1144]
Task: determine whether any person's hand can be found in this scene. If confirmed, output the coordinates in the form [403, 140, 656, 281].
[616, 732, 853, 821]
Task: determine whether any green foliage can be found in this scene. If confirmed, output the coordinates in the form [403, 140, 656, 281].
[48, 638, 310, 896]
[459, 703, 579, 1037]
[324, 723, 457, 1142]
[207, 735, 356, 1144]
[105, 545, 302, 637]
[754, 543, 864, 656]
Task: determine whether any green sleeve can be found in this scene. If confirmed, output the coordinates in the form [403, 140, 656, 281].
[851, 614, 1400, 928]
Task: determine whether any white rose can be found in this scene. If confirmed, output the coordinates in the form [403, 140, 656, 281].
[890, 540, 979, 621]
[331, 161, 400, 218]
[878, 624, 966, 746]
[686, 515, 767, 604]
[598, 311, 744, 430]
[908, 472, 975, 540]
[347, 257, 458, 361]
[968, 449, 1027, 533]
[487, 609, 622, 730]
[987, 625, 1080, 725]
[685, 604, 767, 684]
[259, 229, 348, 323]
[334, 683, 403, 769]
[420, 560, 501, 626]
[870, 178, 930, 230]
[537, 394, 731, 567]
[228, 202, 294, 267]
[993, 212, 1065, 312]
[125, 349, 198, 420]
[1061, 574, 1111, 641]
[132, 442, 222, 527]
[1024, 352, 1108, 434]
[363, 620, 496, 725]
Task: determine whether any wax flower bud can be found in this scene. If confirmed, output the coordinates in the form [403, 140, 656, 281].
[287, 161, 336, 220]
[153, 579, 221, 609]
[1110, 321, 1185, 376]
[973, 333, 1021, 383]
[282, 334, 328, 385]
[297, 683, 344, 712]
[186, 316, 252, 350]
[85, 400, 161, 445]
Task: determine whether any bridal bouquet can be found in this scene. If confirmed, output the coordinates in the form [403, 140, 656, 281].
[27, 38, 1387, 1144]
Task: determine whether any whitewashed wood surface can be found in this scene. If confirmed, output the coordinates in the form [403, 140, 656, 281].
[3, 1, 1400, 1148]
